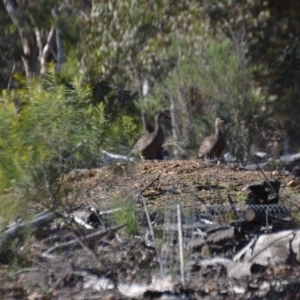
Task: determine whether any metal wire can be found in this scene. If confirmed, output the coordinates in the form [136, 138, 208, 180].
[195, 203, 291, 223]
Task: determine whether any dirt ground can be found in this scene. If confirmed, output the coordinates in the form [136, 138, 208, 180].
[1, 160, 300, 299]
[73, 160, 300, 208]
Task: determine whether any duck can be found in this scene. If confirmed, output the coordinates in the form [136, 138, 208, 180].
[133, 112, 171, 159]
[197, 117, 230, 164]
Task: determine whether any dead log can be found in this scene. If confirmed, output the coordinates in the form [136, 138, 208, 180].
[0, 212, 55, 247]
[43, 223, 127, 257]
[244, 208, 296, 229]
[187, 226, 235, 250]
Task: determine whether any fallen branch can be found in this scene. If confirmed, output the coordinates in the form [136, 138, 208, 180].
[0, 268, 43, 283]
[187, 226, 235, 250]
[245, 208, 296, 229]
[42, 223, 127, 257]
[233, 236, 257, 262]
[71, 230, 99, 265]
[0, 212, 56, 247]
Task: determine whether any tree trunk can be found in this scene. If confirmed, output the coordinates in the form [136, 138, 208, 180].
[3, 0, 41, 78]
[138, 76, 148, 131]
[3, 0, 55, 78]
[170, 96, 180, 158]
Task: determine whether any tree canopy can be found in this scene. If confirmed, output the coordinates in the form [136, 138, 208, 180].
[1, 0, 300, 157]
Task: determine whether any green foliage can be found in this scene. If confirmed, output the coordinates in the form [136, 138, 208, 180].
[113, 197, 139, 236]
[81, 0, 300, 154]
[0, 68, 136, 214]
[1, 0, 300, 153]
[108, 116, 137, 154]
[83, 0, 204, 85]
[190, 35, 260, 162]
[135, 91, 167, 118]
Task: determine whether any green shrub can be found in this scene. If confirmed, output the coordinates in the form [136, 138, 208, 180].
[0, 67, 136, 220]
[113, 196, 139, 236]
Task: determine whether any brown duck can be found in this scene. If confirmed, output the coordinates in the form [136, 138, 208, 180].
[133, 112, 171, 159]
[197, 117, 229, 164]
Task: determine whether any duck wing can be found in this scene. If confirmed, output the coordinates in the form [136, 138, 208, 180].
[198, 135, 216, 158]
[133, 133, 154, 153]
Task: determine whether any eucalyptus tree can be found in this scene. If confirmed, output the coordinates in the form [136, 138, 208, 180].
[82, 0, 204, 129]
[2, 0, 90, 78]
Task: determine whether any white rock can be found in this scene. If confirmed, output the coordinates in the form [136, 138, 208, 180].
[117, 276, 175, 298]
[233, 285, 246, 294]
[83, 275, 115, 291]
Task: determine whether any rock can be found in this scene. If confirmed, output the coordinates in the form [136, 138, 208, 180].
[83, 275, 115, 291]
[233, 285, 246, 294]
[258, 281, 270, 296]
[248, 281, 259, 289]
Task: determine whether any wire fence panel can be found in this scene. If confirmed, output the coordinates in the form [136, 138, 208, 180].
[159, 194, 295, 282]
[95, 183, 298, 283]
[195, 203, 291, 224]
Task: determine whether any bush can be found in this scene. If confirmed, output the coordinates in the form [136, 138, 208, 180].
[0, 68, 136, 222]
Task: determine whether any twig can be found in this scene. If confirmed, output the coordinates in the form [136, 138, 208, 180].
[140, 174, 160, 195]
[99, 208, 122, 215]
[7, 61, 16, 91]
[71, 230, 99, 266]
[233, 236, 257, 262]
[140, 194, 161, 269]
[191, 190, 206, 204]
[31, 258, 55, 271]
[138, 175, 162, 270]
[177, 204, 185, 286]
[142, 191, 166, 197]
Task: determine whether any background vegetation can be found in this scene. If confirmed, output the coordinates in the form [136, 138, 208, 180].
[1, 0, 300, 218]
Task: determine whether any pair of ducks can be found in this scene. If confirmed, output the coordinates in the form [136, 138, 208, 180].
[133, 112, 230, 163]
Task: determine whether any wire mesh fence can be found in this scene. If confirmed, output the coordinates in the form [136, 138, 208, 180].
[160, 202, 195, 281]
[158, 195, 295, 282]
[94, 183, 298, 283]
[194, 203, 291, 223]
